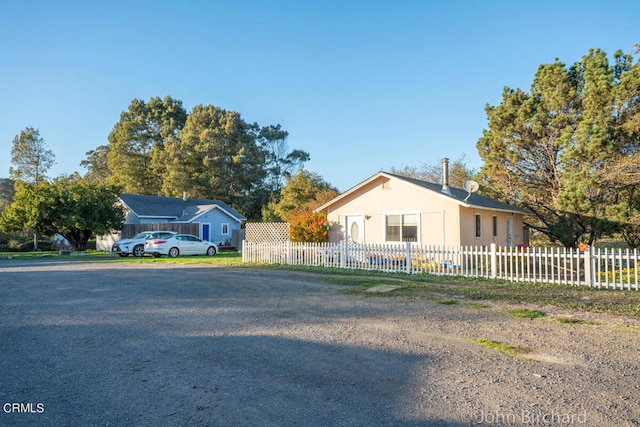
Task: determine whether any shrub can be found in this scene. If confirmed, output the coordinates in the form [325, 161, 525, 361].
[290, 211, 329, 243]
[599, 268, 637, 282]
[7, 240, 28, 252]
[6, 239, 53, 252]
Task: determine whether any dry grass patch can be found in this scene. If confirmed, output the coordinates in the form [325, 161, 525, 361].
[613, 324, 640, 333]
[555, 317, 600, 325]
[502, 308, 546, 319]
[468, 337, 533, 361]
[434, 299, 460, 305]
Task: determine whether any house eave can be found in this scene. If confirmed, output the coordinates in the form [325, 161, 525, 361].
[189, 205, 246, 223]
[315, 171, 526, 215]
[314, 171, 389, 212]
[461, 204, 526, 215]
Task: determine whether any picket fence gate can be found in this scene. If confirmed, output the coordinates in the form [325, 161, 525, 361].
[242, 241, 640, 290]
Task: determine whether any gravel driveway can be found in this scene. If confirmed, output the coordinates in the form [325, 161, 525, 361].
[0, 261, 639, 426]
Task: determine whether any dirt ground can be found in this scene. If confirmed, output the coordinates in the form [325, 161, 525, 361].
[0, 260, 639, 426]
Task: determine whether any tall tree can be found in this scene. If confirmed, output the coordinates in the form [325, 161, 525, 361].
[0, 178, 15, 211]
[263, 169, 339, 221]
[258, 124, 310, 193]
[0, 181, 48, 244]
[9, 127, 56, 249]
[603, 156, 640, 247]
[43, 175, 124, 250]
[81, 144, 111, 182]
[162, 104, 268, 219]
[106, 96, 187, 194]
[10, 127, 55, 184]
[91, 96, 306, 219]
[0, 175, 124, 251]
[390, 156, 477, 189]
[477, 48, 638, 247]
[599, 47, 640, 247]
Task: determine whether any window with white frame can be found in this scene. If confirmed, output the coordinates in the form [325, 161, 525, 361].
[385, 213, 418, 242]
[221, 223, 229, 235]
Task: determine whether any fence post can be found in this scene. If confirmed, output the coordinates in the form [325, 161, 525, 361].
[340, 240, 347, 268]
[286, 241, 291, 265]
[583, 246, 593, 287]
[405, 242, 412, 274]
[242, 240, 247, 262]
[490, 243, 497, 279]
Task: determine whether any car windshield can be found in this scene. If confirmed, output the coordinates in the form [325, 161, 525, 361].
[132, 232, 151, 240]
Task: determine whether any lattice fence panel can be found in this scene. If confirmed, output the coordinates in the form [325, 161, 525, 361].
[245, 222, 290, 242]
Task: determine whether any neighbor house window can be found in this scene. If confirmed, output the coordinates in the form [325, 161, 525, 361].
[492, 216, 498, 237]
[221, 223, 229, 235]
[385, 214, 418, 242]
[475, 214, 482, 238]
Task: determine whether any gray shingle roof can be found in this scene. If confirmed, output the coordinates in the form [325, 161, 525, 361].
[119, 194, 246, 222]
[385, 173, 525, 213]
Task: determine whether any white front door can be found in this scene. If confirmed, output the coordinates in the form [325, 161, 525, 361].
[506, 216, 513, 247]
[345, 215, 364, 244]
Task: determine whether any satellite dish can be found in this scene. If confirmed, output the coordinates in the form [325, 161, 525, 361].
[463, 180, 479, 202]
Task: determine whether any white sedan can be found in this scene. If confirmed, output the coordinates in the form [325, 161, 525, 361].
[112, 231, 177, 257]
[144, 234, 219, 258]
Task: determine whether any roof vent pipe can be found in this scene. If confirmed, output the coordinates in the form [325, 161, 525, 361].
[183, 191, 187, 202]
[441, 158, 452, 196]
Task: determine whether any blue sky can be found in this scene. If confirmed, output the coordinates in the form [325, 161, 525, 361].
[1, 1, 638, 192]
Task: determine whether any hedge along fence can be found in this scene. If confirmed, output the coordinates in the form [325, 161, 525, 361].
[243, 241, 640, 291]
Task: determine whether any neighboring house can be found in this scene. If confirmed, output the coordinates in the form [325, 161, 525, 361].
[116, 193, 246, 245]
[314, 163, 527, 248]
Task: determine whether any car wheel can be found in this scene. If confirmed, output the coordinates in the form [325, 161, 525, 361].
[119, 253, 129, 257]
[206, 246, 217, 256]
[152, 253, 162, 258]
[168, 247, 180, 258]
[133, 245, 145, 257]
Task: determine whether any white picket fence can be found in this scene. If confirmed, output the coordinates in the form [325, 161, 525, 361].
[242, 241, 640, 290]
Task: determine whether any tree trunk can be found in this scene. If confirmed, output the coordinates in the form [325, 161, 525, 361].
[62, 229, 92, 251]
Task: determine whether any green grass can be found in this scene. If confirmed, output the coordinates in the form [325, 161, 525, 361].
[468, 337, 532, 361]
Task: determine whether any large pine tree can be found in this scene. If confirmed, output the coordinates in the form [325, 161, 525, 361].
[477, 47, 640, 247]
